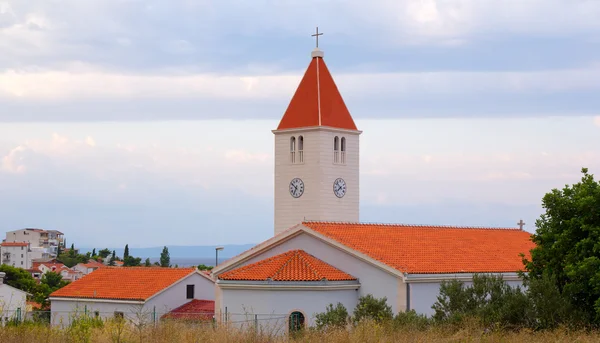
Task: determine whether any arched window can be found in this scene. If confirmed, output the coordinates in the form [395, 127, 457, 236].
[298, 136, 304, 163]
[289, 311, 305, 333]
[340, 137, 346, 164]
[333, 136, 339, 163]
[290, 136, 296, 163]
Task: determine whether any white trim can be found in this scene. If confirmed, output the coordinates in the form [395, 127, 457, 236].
[316, 57, 322, 126]
[272, 126, 362, 135]
[211, 224, 405, 281]
[217, 283, 360, 291]
[49, 297, 145, 305]
[404, 272, 525, 283]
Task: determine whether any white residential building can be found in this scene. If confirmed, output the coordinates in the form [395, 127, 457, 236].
[0, 242, 32, 269]
[0, 272, 28, 325]
[50, 267, 215, 326]
[4, 228, 64, 258]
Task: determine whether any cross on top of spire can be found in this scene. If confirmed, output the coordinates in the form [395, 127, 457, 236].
[311, 26, 323, 48]
[517, 219, 526, 230]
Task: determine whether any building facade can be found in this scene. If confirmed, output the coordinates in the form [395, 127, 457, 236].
[0, 242, 32, 269]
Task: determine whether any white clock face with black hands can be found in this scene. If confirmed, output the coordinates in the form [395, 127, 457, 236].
[289, 178, 304, 198]
[333, 178, 346, 198]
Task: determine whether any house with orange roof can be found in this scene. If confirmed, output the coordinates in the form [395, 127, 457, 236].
[209, 40, 536, 332]
[74, 260, 106, 276]
[49, 267, 215, 326]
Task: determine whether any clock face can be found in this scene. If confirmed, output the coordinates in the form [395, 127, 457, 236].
[289, 178, 304, 198]
[333, 178, 346, 198]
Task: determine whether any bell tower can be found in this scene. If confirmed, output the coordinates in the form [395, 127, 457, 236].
[272, 29, 361, 236]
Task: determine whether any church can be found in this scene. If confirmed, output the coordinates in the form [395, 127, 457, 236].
[210, 41, 535, 330]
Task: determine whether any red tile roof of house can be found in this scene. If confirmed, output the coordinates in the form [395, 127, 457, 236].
[161, 299, 215, 320]
[303, 222, 535, 274]
[1, 242, 29, 247]
[276, 56, 358, 131]
[50, 267, 197, 301]
[219, 249, 356, 281]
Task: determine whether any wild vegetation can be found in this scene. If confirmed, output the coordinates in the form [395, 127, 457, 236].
[0, 317, 598, 343]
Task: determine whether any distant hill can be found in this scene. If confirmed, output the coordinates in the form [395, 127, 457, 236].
[79, 244, 256, 259]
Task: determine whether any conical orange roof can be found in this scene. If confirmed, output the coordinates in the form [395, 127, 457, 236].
[218, 250, 356, 281]
[277, 54, 358, 131]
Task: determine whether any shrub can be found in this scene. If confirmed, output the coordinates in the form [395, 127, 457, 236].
[432, 274, 530, 329]
[314, 303, 349, 330]
[393, 310, 431, 331]
[353, 294, 393, 324]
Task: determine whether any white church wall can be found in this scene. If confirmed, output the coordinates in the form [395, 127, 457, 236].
[230, 233, 401, 313]
[409, 279, 525, 317]
[220, 287, 358, 332]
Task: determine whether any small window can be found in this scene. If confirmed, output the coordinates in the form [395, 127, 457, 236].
[21, 254, 23, 258]
[186, 284, 195, 299]
[298, 136, 303, 151]
[21, 246, 24, 250]
[21, 261, 23, 265]
[290, 136, 296, 152]
[341, 137, 346, 152]
[333, 136, 339, 151]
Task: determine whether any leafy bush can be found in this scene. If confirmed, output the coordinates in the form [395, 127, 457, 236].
[353, 294, 393, 324]
[393, 310, 431, 331]
[314, 303, 349, 330]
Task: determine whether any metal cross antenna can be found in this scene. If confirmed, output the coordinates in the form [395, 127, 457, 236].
[311, 26, 323, 48]
[517, 219, 526, 230]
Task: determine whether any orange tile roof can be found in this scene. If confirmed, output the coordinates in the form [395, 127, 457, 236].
[50, 267, 197, 301]
[277, 56, 358, 131]
[219, 249, 356, 281]
[303, 222, 535, 274]
[161, 299, 215, 320]
[1, 242, 29, 247]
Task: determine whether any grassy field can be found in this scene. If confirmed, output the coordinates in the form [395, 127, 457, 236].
[0, 320, 599, 343]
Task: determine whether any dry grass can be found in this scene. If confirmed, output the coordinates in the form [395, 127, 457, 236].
[0, 320, 598, 343]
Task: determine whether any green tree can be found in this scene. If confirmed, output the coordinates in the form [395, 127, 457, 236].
[41, 271, 69, 289]
[144, 258, 151, 267]
[92, 248, 96, 256]
[123, 256, 142, 267]
[524, 167, 600, 324]
[314, 303, 349, 330]
[124, 244, 129, 259]
[160, 246, 170, 267]
[353, 294, 393, 324]
[0, 265, 38, 293]
[68, 243, 76, 257]
[98, 248, 111, 259]
[197, 264, 213, 271]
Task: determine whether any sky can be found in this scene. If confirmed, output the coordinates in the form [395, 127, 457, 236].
[1, 0, 599, 248]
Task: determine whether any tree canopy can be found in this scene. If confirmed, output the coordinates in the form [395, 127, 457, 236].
[524, 167, 600, 324]
[160, 246, 170, 267]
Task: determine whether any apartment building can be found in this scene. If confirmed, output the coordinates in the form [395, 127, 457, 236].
[0, 242, 32, 269]
[4, 228, 64, 258]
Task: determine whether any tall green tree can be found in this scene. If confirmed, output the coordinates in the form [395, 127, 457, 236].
[524, 167, 600, 324]
[144, 258, 151, 267]
[98, 248, 111, 259]
[124, 244, 129, 259]
[92, 248, 96, 256]
[68, 243, 76, 257]
[160, 246, 170, 267]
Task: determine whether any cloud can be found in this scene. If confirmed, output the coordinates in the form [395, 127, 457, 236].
[1, 64, 600, 121]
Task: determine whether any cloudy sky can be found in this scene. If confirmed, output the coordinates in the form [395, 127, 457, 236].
[1, 0, 599, 249]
